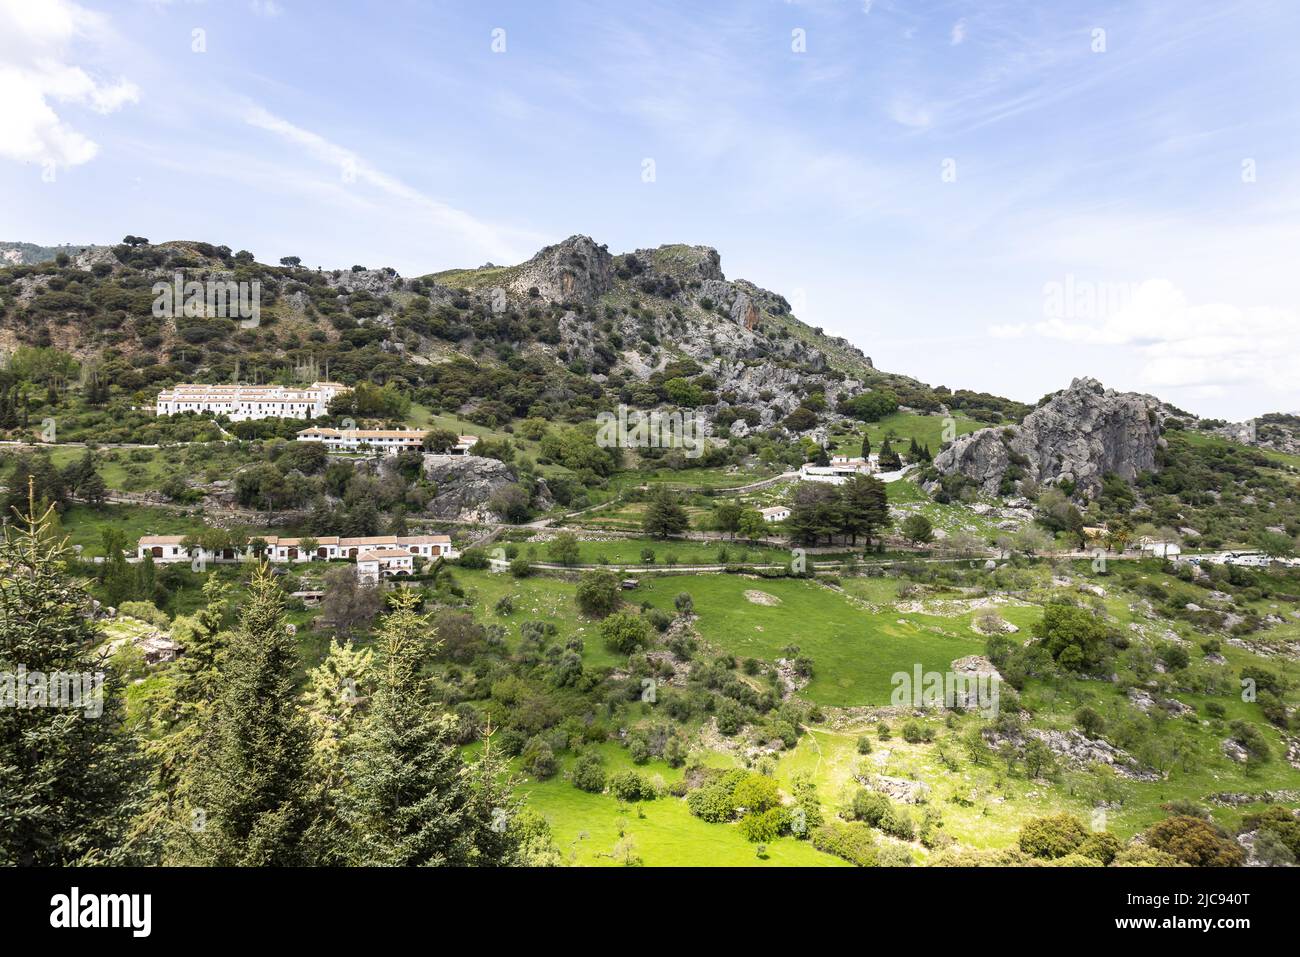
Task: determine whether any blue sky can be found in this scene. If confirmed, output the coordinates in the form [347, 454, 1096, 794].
[3, 0, 1299, 420]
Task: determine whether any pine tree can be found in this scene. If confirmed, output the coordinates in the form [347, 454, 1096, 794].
[860, 433, 871, 460]
[642, 487, 689, 539]
[0, 482, 145, 864]
[181, 564, 319, 865]
[343, 590, 478, 865]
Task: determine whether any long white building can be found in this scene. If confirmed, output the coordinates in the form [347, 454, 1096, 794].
[296, 428, 481, 455]
[137, 533, 456, 573]
[155, 381, 349, 421]
[798, 454, 879, 485]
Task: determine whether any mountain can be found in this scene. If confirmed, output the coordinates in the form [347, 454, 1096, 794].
[0, 241, 108, 267]
[931, 377, 1164, 497]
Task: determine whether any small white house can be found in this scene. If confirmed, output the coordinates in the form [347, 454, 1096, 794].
[355, 548, 415, 584]
[798, 457, 876, 485]
[759, 506, 790, 523]
[1139, 540, 1182, 559]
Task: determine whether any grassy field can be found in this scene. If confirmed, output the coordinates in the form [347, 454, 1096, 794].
[499, 533, 794, 567]
[515, 741, 846, 866]
[631, 574, 987, 706]
[831, 411, 987, 457]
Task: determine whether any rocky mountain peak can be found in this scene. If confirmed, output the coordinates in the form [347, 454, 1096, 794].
[933, 377, 1163, 497]
[506, 234, 613, 303]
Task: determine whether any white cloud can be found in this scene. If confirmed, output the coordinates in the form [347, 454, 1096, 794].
[0, 0, 137, 168]
[1027, 279, 1300, 397]
[988, 323, 1027, 339]
[250, 0, 282, 18]
[950, 19, 967, 45]
[243, 105, 535, 264]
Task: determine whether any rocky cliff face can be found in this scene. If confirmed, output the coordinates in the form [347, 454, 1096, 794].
[422, 454, 550, 521]
[506, 235, 614, 303]
[932, 377, 1162, 496]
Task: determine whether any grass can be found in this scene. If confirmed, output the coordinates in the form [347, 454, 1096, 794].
[831, 411, 987, 457]
[631, 574, 986, 706]
[500, 533, 794, 567]
[515, 741, 847, 867]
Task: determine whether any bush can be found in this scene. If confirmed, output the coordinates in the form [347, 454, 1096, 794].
[571, 750, 606, 793]
[856, 735, 873, 755]
[117, 600, 170, 628]
[575, 569, 621, 617]
[1018, 814, 1089, 859]
[738, 807, 790, 843]
[600, 611, 651, 654]
[608, 770, 657, 802]
[1142, 816, 1245, 867]
[458, 547, 490, 569]
[731, 774, 781, 814]
[810, 821, 879, 866]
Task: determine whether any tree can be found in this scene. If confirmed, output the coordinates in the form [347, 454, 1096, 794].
[788, 482, 842, 546]
[342, 591, 511, 865]
[900, 513, 934, 545]
[839, 391, 898, 422]
[877, 438, 902, 471]
[181, 563, 319, 865]
[0, 486, 145, 865]
[737, 507, 767, 540]
[840, 474, 889, 546]
[1031, 603, 1114, 674]
[1142, 816, 1244, 867]
[547, 532, 580, 566]
[576, 569, 621, 617]
[643, 487, 689, 538]
[713, 500, 743, 538]
[422, 428, 460, 453]
[601, 611, 651, 654]
[860, 433, 871, 459]
[279, 256, 302, 267]
[318, 565, 385, 637]
[1018, 814, 1087, 859]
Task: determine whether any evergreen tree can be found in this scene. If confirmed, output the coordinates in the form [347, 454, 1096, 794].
[181, 564, 319, 865]
[840, 474, 890, 546]
[0, 483, 145, 864]
[860, 433, 871, 460]
[642, 487, 689, 538]
[342, 591, 478, 865]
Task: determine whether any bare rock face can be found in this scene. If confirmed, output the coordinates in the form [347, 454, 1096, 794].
[933, 377, 1162, 496]
[421, 454, 549, 522]
[506, 234, 613, 303]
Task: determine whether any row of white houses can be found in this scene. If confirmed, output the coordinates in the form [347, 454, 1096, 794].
[295, 427, 479, 455]
[155, 382, 349, 421]
[137, 533, 457, 582]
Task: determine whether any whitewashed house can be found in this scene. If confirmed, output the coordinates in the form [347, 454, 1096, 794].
[137, 533, 455, 566]
[297, 426, 428, 454]
[798, 455, 877, 485]
[1139, 539, 1182, 559]
[759, 506, 790, 523]
[355, 547, 415, 584]
[155, 381, 348, 421]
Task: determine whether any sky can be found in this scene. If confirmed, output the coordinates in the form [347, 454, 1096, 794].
[2, 0, 1299, 421]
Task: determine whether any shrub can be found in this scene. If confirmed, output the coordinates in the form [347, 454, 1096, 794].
[810, 821, 879, 866]
[856, 735, 873, 755]
[1142, 816, 1245, 867]
[732, 774, 781, 814]
[575, 569, 621, 617]
[600, 611, 651, 654]
[1018, 814, 1089, 859]
[571, 750, 606, 793]
[738, 807, 790, 843]
[608, 770, 656, 803]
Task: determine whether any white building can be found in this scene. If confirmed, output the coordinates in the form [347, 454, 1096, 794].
[452, 434, 479, 454]
[155, 381, 348, 421]
[798, 455, 878, 485]
[356, 547, 415, 584]
[759, 506, 790, 523]
[1139, 539, 1182, 559]
[137, 533, 456, 566]
[297, 426, 428, 454]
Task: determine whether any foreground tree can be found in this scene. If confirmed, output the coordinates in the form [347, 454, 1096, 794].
[0, 485, 145, 864]
[181, 563, 320, 865]
[343, 591, 521, 865]
[643, 487, 689, 538]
